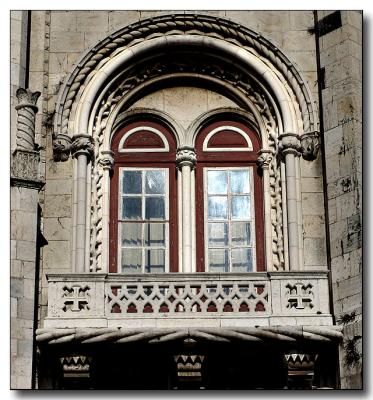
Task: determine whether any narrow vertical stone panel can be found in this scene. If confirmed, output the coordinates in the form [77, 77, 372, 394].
[320, 10, 362, 389]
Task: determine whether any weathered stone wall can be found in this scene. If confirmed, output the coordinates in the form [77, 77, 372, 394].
[319, 10, 362, 389]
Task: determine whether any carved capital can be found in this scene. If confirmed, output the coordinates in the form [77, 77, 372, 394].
[257, 149, 273, 170]
[301, 131, 320, 161]
[15, 87, 41, 112]
[176, 147, 196, 169]
[71, 134, 94, 160]
[98, 150, 115, 171]
[278, 133, 301, 157]
[53, 134, 72, 162]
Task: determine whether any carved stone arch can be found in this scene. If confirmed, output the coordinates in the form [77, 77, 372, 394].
[55, 14, 319, 273]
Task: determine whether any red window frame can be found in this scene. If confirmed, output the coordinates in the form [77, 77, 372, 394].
[109, 120, 178, 273]
[195, 119, 265, 272]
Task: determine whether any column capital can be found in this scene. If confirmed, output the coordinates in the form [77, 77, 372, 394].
[53, 133, 72, 162]
[257, 149, 273, 170]
[98, 150, 115, 171]
[300, 131, 320, 161]
[176, 147, 196, 169]
[71, 134, 94, 159]
[15, 87, 41, 112]
[278, 132, 301, 157]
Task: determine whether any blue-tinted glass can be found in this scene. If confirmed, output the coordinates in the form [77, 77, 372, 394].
[230, 170, 250, 194]
[208, 223, 228, 247]
[145, 170, 165, 194]
[122, 197, 142, 220]
[121, 249, 142, 273]
[232, 248, 253, 272]
[208, 196, 228, 220]
[145, 197, 165, 220]
[231, 222, 251, 246]
[207, 170, 228, 194]
[231, 196, 251, 220]
[122, 171, 142, 194]
[145, 249, 165, 273]
[144, 223, 165, 247]
[209, 249, 229, 272]
[121, 222, 142, 246]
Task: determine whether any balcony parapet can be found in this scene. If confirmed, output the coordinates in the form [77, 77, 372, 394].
[44, 272, 333, 329]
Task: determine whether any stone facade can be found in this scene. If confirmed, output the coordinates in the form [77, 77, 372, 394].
[10, 10, 362, 389]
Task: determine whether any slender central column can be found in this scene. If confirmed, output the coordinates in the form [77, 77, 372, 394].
[278, 133, 302, 271]
[176, 147, 196, 273]
[71, 134, 94, 273]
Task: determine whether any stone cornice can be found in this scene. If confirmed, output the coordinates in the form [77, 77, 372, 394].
[10, 176, 45, 191]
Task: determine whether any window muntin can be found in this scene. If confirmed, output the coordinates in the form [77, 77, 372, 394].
[204, 167, 256, 272]
[119, 167, 169, 273]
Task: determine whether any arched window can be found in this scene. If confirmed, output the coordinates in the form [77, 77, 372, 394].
[109, 120, 178, 273]
[195, 119, 265, 272]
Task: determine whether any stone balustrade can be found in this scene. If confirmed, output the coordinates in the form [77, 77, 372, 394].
[44, 272, 332, 329]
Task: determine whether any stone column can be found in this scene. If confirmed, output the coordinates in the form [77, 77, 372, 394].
[98, 150, 115, 273]
[176, 148, 196, 273]
[11, 87, 43, 389]
[278, 133, 302, 270]
[257, 149, 273, 271]
[71, 134, 94, 273]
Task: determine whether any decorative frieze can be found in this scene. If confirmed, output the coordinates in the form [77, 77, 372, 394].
[15, 88, 41, 151]
[11, 149, 40, 181]
[59, 355, 92, 379]
[174, 354, 205, 384]
[301, 132, 320, 161]
[176, 147, 197, 169]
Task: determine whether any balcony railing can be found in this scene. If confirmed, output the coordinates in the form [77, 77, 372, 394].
[44, 272, 333, 329]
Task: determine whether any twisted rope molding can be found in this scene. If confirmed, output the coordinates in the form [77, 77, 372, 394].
[54, 13, 318, 137]
[36, 326, 342, 345]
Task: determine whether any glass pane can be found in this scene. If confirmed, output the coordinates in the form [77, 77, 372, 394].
[122, 197, 142, 220]
[231, 196, 251, 220]
[230, 170, 250, 194]
[121, 223, 142, 246]
[122, 171, 142, 194]
[231, 222, 251, 246]
[121, 249, 142, 273]
[145, 249, 165, 273]
[208, 223, 228, 247]
[208, 196, 228, 220]
[232, 248, 253, 272]
[207, 170, 228, 194]
[144, 223, 165, 247]
[145, 170, 165, 194]
[145, 197, 165, 220]
[209, 249, 229, 272]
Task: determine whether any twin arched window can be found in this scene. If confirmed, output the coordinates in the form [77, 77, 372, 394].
[109, 118, 264, 274]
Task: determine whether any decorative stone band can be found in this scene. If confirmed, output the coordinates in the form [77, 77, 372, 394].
[36, 326, 343, 345]
[98, 150, 115, 171]
[71, 134, 95, 160]
[176, 147, 197, 169]
[15, 88, 41, 152]
[52, 133, 72, 162]
[301, 131, 320, 161]
[257, 149, 273, 170]
[278, 133, 302, 158]
[11, 149, 40, 181]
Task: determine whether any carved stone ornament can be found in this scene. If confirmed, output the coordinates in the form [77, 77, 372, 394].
[176, 147, 197, 169]
[278, 132, 302, 157]
[53, 134, 72, 162]
[15, 87, 41, 151]
[98, 150, 114, 171]
[284, 353, 318, 389]
[11, 149, 40, 181]
[257, 149, 273, 170]
[71, 134, 94, 159]
[59, 355, 92, 378]
[174, 354, 205, 382]
[301, 131, 320, 161]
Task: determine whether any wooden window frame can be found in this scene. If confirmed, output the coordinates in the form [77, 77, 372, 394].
[195, 119, 265, 272]
[109, 120, 178, 273]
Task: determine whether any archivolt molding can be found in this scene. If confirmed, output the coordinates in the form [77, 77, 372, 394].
[53, 13, 318, 141]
